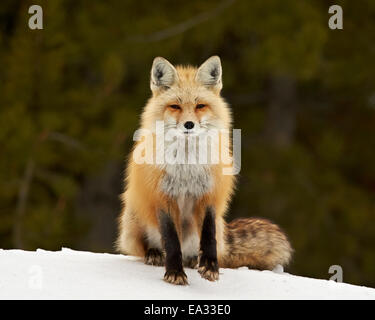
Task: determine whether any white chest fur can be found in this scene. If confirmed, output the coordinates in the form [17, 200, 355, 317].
[160, 164, 213, 198]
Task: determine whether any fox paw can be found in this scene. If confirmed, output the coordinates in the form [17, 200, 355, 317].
[198, 256, 219, 281]
[183, 256, 198, 269]
[164, 270, 188, 285]
[145, 248, 165, 266]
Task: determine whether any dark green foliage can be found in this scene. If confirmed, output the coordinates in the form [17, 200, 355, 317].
[0, 0, 374, 286]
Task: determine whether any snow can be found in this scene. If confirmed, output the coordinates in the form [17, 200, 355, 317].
[0, 248, 374, 300]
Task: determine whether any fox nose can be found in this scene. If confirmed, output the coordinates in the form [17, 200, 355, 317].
[184, 121, 195, 130]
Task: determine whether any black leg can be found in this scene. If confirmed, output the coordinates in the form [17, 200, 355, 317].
[198, 206, 219, 281]
[159, 210, 188, 285]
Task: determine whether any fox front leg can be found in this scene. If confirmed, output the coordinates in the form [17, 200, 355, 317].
[198, 206, 219, 281]
[159, 210, 188, 285]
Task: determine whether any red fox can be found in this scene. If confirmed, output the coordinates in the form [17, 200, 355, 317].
[116, 56, 292, 285]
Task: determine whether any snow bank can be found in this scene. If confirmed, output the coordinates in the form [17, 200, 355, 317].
[0, 248, 374, 300]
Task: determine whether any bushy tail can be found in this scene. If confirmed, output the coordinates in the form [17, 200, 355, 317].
[219, 218, 293, 270]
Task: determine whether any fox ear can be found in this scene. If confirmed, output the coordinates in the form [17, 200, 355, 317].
[196, 56, 222, 91]
[150, 57, 178, 92]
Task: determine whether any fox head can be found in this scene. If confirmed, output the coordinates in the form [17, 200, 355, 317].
[141, 56, 232, 135]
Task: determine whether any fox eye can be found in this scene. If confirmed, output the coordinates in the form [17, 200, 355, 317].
[196, 104, 206, 109]
[169, 104, 181, 110]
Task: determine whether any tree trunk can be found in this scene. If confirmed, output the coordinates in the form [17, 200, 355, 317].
[264, 75, 297, 148]
[13, 158, 35, 249]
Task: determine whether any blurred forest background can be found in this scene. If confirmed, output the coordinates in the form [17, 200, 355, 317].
[1, 0, 375, 287]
